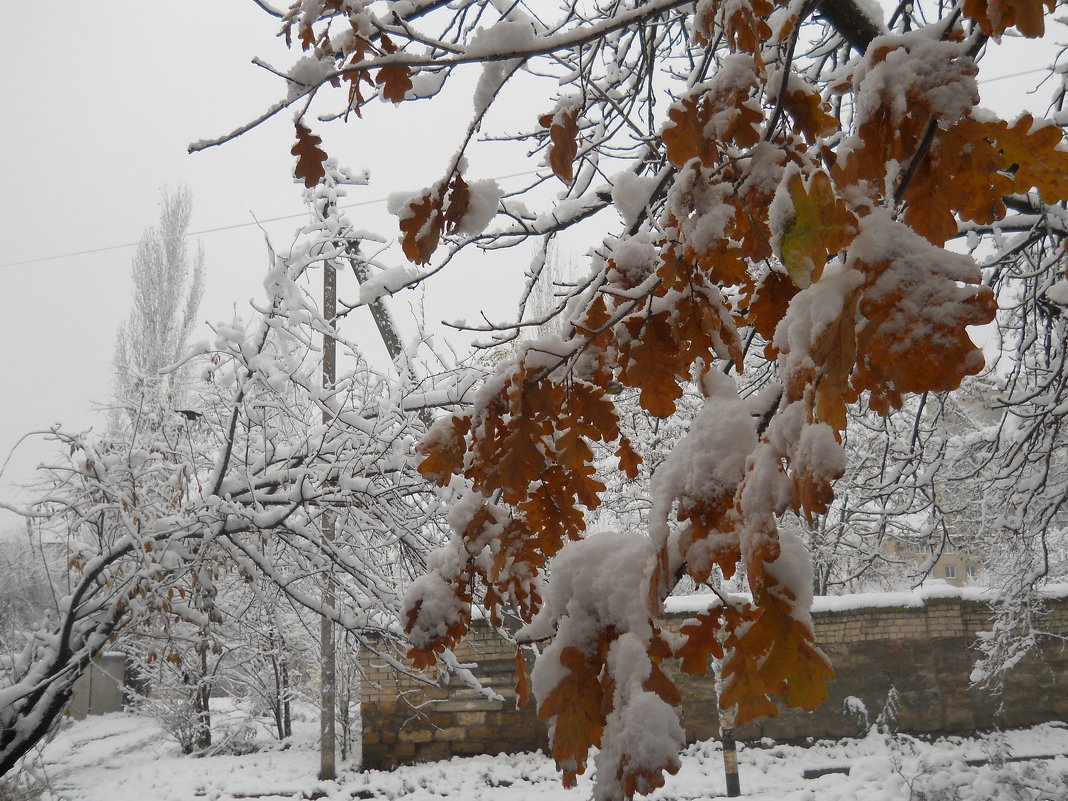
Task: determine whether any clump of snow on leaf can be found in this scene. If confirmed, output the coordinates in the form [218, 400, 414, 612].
[649, 370, 756, 572]
[454, 179, 501, 236]
[595, 633, 685, 801]
[520, 531, 656, 658]
[611, 172, 661, 229]
[764, 525, 817, 626]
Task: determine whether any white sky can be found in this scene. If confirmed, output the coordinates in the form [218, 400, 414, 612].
[0, 2, 1061, 529]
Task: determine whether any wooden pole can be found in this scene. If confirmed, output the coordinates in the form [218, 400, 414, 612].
[319, 213, 338, 782]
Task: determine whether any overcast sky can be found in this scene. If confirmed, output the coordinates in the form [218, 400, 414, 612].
[0, 2, 1060, 529]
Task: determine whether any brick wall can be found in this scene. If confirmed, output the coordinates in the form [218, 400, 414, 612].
[360, 592, 1068, 769]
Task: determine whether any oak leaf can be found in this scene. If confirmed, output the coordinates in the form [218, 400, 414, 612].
[783, 87, 839, 143]
[987, 114, 1068, 202]
[720, 648, 779, 724]
[515, 649, 532, 710]
[444, 174, 471, 234]
[567, 382, 621, 442]
[615, 437, 642, 479]
[291, 121, 328, 188]
[417, 414, 471, 484]
[539, 646, 605, 786]
[618, 310, 685, 417]
[849, 216, 997, 414]
[962, 0, 1053, 36]
[902, 121, 1011, 244]
[517, 472, 586, 548]
[398, 192, 444, 265]
[739, 594, 834, 712]
[485, 415, 550, 504]
[376, 64, 412, 104]
[539, 107, 581, 184]
[746, 270, 799, 347]
[674, 608, 726, 675]
[662, 96, 719, 168]
[777, 170, 856, 289]
[808, 288, 861, 433]
[643, 661, 682, 707]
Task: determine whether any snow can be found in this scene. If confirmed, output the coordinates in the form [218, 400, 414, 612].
[1047, 279, 1068, 305]
[464, 19, 538, 59]
[610, 171, 661, 230]
[665, 582, 1068, 615]
[22, 709, 1068, 801]
[454, 179, 502, 236]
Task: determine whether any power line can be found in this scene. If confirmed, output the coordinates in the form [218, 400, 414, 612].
[0, 195, 387, 269]
[977, 66, 1051, 85]
[0, 168, 541, 270]
[0, 64, 1058, 271]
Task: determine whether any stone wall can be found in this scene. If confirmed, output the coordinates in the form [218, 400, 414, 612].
[360, 590, 1068, 770]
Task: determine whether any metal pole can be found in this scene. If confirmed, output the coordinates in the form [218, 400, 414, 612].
[721, 715, 741, 797]
[711, 606, 741, 797]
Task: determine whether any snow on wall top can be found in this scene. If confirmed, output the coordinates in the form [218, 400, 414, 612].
[663, 582, 1068, 616]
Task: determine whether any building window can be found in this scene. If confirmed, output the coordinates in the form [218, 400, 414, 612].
[944, 565, 957, 580]
[966, 566, 977, 579]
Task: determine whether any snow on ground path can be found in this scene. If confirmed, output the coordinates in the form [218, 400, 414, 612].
[24, 712, 1068, 801]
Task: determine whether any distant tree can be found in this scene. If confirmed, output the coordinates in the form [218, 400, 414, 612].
[0, 185, 455, 776]
[205, 2, 1068, 798]
[0, 535, 57, 654]
[112, 185, 205, 425]
[104, 186, 216, 749]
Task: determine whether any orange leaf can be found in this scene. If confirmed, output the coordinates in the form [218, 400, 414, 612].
[782, 87, 839, 143]
[376, 64, 412, 104]
[541, 108, 580, 184]
[963, 0, 1053, 36]
[738, 595, 834, 712]
[809, 287, 861, 433]
[850, 217, 996, 414]
[662, 96, 719, 168]
[615, 437, 642, 479]
[618, 311, 685, 417]
[902, 122, 1009, 245]
[988, 114, 1068, 203]
[720, 649, 779, 724]
[444, 174, 471, 234]
[674, 609, 727, 675]
[482, 415, 550, 504]
[417, 414, 471, 484]
[398, 192, 444, 265]
[515, 649, 532, 710]
[746, 270, 798, 357]
[291, 121, 328, 188]
[519, 471, 588, 549]
[539, 646, 605, 784]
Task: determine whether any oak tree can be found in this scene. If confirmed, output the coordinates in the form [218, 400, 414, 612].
[202, 0, 1068, 797]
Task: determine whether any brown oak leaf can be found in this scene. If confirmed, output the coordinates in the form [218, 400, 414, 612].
[292, 121, 328, 188]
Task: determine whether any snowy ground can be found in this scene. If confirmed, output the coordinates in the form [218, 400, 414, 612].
[10, 708, 1068, 801]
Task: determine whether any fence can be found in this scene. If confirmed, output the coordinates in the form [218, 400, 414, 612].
[360, 586, 1068, 770]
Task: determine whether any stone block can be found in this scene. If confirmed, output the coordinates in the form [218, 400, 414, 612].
[432, 698, 502, 712]
[452, 741, 488, 755]
[415, 741, 452, 762]
[433, 726, 468, 741]
[399, 728, 433, 743]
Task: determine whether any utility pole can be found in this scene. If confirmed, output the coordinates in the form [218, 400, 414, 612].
[306, 163, 365, 781]
[304, 161, 417, 779]
[320, 238, 338, 780]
